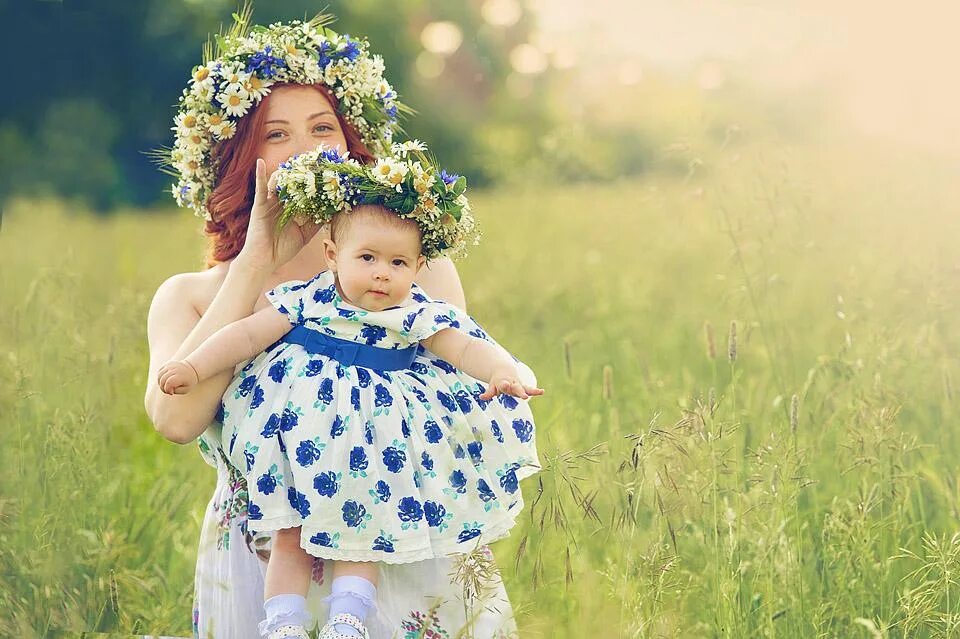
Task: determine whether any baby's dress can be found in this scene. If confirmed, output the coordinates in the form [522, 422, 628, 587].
[219, 269, 540, 564]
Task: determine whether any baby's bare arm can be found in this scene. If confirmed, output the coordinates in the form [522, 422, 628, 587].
[423, 329, 545, 400]
[184, 306, 293, 382]
[422, 329, 514, 382]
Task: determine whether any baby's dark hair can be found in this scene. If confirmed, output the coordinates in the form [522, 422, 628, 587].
[329, 204, 423, 249]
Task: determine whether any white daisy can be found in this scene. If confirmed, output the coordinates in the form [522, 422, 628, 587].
[220, 66, 250, 87]
[401, 139, 426, 153]
[218, 85, 252, 117]
[372, 158, 394, 185]
[245, 74, 273, 100]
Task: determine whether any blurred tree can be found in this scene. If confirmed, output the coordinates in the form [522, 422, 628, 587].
[0, 0, 556, 211]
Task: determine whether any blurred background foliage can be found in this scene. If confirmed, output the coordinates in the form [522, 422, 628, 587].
[0, 0, 670, 211]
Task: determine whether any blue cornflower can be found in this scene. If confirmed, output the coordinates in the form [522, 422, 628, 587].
[317, 41, 333, 68]
[319, 147, 345, 164]
[340, 37, 361, 62]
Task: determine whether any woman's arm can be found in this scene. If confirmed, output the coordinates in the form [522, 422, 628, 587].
[145, 160, 315, 444]
[144, 260, 272, 444]
[414, 256, 466, 311]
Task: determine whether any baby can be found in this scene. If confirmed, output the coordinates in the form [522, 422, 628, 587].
[158, 144, 543, 639]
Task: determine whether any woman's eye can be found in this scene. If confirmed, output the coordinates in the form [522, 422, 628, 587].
[266, 131, 285, 140]
[314, 124, 334, 133]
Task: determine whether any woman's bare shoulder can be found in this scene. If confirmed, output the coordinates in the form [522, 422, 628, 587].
[149, 263, 229, 319]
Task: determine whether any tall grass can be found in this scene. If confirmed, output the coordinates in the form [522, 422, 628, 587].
[2, 134, 960, 636]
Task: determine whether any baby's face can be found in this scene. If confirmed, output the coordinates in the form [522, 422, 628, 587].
[329, 214, 424, 311]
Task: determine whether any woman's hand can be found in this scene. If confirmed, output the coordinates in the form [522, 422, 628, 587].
[479, 365, 545, 401]
[235, 158, 321, 273]
[157, 360, 201, 395]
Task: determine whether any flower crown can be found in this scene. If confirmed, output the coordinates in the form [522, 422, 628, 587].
[275, 140, 479, 260]
[160, 8, 408, 219]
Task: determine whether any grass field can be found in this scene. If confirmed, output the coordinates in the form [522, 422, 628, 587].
[2, 135, 960, 637]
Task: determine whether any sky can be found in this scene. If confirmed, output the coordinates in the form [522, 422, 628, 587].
[527, 0, 960, 154]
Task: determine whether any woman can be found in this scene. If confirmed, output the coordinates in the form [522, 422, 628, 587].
[144, 15, 524, 639]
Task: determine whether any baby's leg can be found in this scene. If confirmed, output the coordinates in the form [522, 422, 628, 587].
[324, 561, 380, 637]
[259, 527, 314, 637]
[265, 526, 314, 598]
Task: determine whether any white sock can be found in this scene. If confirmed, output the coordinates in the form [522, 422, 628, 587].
[258, 593, 310, 637]
[323, 575, 377, 637]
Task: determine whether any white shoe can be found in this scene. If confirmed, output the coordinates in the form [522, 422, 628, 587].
[268, 624, 310, 639]
[318, 613, 370, 639]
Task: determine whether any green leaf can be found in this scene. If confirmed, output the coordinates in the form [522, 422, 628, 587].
[399, 193, 416, 214]
[361, 101, 386, 123]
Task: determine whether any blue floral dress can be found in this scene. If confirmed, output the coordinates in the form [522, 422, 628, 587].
[192, 425, 521, 639]
[219, 270, 540, 564]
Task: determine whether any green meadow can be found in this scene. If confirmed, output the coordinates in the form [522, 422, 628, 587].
[2, 133, 960, 637]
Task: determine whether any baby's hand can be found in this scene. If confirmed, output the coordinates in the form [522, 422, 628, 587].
[157, 360, 201, 395]
[479, 366, 545, 401]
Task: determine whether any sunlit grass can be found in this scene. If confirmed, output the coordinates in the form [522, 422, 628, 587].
[2, 134, 959, 636]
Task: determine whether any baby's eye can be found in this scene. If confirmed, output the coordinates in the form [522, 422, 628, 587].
[392, 259, 407, 267]
[361, 254, 374, 262]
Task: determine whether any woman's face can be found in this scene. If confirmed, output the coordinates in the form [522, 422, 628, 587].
[257, 84, 348, 171]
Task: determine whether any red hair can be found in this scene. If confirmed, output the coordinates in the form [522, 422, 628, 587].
[203, 84, 376, 267]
